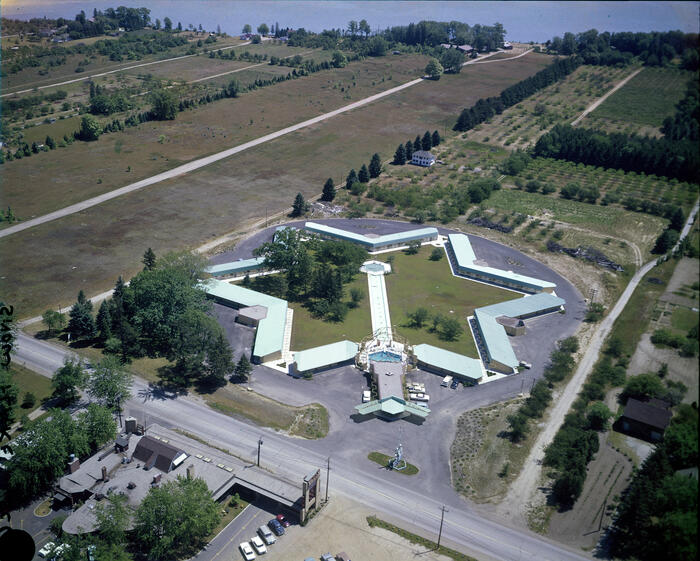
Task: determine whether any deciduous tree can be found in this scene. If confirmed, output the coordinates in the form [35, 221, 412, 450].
[87, 355, 133, 409]
[425, 57, 443, 79]
[52, 358, 86, 405]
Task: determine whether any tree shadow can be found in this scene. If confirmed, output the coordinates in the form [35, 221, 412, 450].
[137, 383, 181, 402]
[193, 376, 227, 395]
[155, 364, 191, 395]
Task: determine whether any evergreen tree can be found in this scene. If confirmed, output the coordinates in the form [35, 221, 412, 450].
[345, 169, 358, 190]
[358, 164, 370, 183]
[67, 291, 96, 340]
[369, 153, 382, 178]
[142, 247, 157, 270]
[96, 301, 112, 342]
[669, 207, 685, 231]
[321, 178, 336, 202]
[414, 135, 422, 152]
[432, 130, 441, 146]
[393, 143, 406, 165]
[45, 135, 56, 150]
[234, 355, 252, 381]
[404, 139, 414, 160]
[422, 131, 432, 151]
[291, 192, 307, 217]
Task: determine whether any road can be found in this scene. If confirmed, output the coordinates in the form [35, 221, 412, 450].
[0, 49, 534, 240]
[570, 67, 643, 127]
[502, 199, 699, 519]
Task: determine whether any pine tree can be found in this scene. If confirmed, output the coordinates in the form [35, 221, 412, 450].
[345, 169, 358, 190]
[321, 178, 336, 201]
[432, 130, 441, 146]
[358, 164, 370, 183]
[45, 135, 56, 150]
[414, 135, 422, 152]
[67, 291, 96, 340]
[96, 301, 112, 342]
[142, 247, 157, 270]
[405, 140, 414, 160]
[234, 354, 252, 381]
[369, 153, 382, 178]
[393, 143, 406, 165]
[422, 131, 432, 151]
[291, 192, 306, 217]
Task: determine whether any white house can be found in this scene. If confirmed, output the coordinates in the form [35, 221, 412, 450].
[411, 150, 436, 167]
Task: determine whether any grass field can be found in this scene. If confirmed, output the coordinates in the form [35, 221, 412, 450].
[6, 362, 53, 421]
[671, 306, 699, 333]
[384, 247, 514, 357]
[586, 67, 692, 132]
[1, 52, 554, 318]
[466, 64, 635, 150]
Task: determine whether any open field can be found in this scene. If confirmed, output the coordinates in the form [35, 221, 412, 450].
[0, 53, 555, 318]
[383, 246, 514, 357]
[465, 64, 635, 150]
[290, 275, 372, 352]
[5, 362, 54, 421]
[584, 67, 692, 135]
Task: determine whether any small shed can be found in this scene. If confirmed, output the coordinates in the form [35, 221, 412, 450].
[411, 150, 436, 167]
[616, 398, 672, 442]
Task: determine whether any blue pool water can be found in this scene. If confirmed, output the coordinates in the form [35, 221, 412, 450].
[369, 351, 402, 363]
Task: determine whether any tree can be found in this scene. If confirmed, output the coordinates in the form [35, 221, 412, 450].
[0, 371, 19, 436]
[369, 153, 382, 178]
[405, 240, 421, 254]
[585, 302, 605, 322]
[96, 301, 112, 342]
[587, 402, 613, 431]
[404, 139, 414, 160]
[425, 57, 443, 79]
[150, 90, 178, 120]
[422, 131, 433, 151]
[367, 36, 388, 57]
[551, 467, 585, 507]
[177, 22, 182, 32]
[95, 493, 131, 547]
[257, 23, 269, 35]
[347, 20, 358, 37]
[439, 317, 463, 341]
[45, 135, 56, 149]
[134, 476, 219, 560]
[77, 403, 117, 450]
[507, 412, 529, 442]
[52, 358, 86, 405]
[225, 78, 241, 97]
[142, 247, 156, 270]
[86, 355, 133, 409]
[406, 307, 429, 328]
[621, 373, 665, 403]
[429, 248, 443, 261]
[345, 169, 358, 190]
[42, 309, 66, 335]
[358, 164, 370, 183]
[393, 143, 406, 165]
[432, 130, 441, 146]
[321, 178, 336, 201]
[204, 331, 234, 385]
[242, 24, 252, 34]
[163, 17, 172, 31]
[349, 287, 364, 308]
[79, 115, 102, 141]
[331, 51, 347, 68]
[234, 354, 252, 382]
[67, 290, 96, 340]
[653, 229, 680, 254]
[440, 48, 464, 73]
[358, 19, 370, 37]
[558, 336, 579, 354]
[291, 192, 307, 217]
[154, 18, 161, 30]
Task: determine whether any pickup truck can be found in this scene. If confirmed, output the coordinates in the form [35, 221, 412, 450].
[441, 375, 453, 387]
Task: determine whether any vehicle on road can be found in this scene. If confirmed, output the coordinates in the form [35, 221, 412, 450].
[38, 542, 55, 558]
[239, 542, 256, 560]
[519, 360, 532, 369]
[257, 525, 276, 545]
[268, 518, 285, 536]
[441, 375, 453, 387]
[276, 513, 290, 527]
[450, 379, 459, 389]
[250, 535, 267, 555]
[362, 390, 371, 403]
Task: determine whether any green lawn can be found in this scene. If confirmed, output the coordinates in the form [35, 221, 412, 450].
[671, 307, 699, 333]
[383, 247, 515, 357]
[6, 362, 53, 419]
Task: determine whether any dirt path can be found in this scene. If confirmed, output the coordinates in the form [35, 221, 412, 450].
[571, 67, 643, 126]
[498, 200, 698, 525]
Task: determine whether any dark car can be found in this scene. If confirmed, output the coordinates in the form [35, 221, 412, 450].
[276, 513, 290, 527]
[268, 518, 285, 536]
[450, 379, 459, 389]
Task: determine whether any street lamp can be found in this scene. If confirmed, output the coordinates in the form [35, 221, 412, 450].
[257, 437, 263, 466]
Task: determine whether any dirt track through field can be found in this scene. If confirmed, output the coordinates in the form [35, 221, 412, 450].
[571, 67, 643, 126]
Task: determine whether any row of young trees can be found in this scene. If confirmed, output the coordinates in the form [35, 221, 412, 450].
[454, 57, 580, 132]
[393, 131, 441, 164]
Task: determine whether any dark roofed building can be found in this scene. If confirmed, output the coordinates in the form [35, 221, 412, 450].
[616, 398, 672, 442]
[132, 435, 188, 472]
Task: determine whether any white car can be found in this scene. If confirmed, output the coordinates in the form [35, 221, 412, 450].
[50, 543, 71, 560]
[362, 390, 371, 403]
[250, 535, 267, 554]
[240, 542, 256, 560]
[409, 392, 430, 401]
[257, 525, 276, 545]
[38, 542, 55, 558]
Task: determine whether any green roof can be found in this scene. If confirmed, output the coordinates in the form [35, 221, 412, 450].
[354, 397, 430, 418]
[474, 309, 519, 370]
[294, 340, 358, 372]
[413, 344, 483, 381]
[200, 279, 287, 360]
[478, 293, 565, 319]
[448, 234, 556, 291]
[305, 222, 438, 250]
[205, 257, 266, 277]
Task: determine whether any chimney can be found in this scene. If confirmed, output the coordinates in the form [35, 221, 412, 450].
[68, 458, 80, 473]
[124, 417, 137, 434]
[187, 464, 195, 480]
[101, 465, 108, 482]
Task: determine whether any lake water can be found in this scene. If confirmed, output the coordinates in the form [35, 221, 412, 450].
[2, 1, 698, 43]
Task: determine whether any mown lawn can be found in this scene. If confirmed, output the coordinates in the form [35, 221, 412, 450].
[671, 306, 699, 333]
[6, 362, 53, 419]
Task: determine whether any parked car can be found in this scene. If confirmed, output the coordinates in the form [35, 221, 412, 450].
[441, 375, 453, 387]
[276, 513, 290, 527]
[268, 518, 285, 536]
[239, 542, 256, 560]
[450, 379, 459, 389]
[362, 390, 371, 403]
[38, 542, 55, 558]
[257, 525, 276, 545]
[87, 544, 96, 561]
[250, 535, 267, 555]
[321, 554, 335, 561]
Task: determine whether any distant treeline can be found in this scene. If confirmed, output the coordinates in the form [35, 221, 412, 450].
[661, 79, 699, 141]
[545, 29, 699, 69]
[454, 57, 580, 131]
[4, 89, 67, 112]
[533, 123, 699, 183]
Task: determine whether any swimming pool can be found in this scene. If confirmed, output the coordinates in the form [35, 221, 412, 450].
[369, 351, 402, 362]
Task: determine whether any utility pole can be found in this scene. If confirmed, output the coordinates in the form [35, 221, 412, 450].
[257, 437, 263, 467]
[115, 397, 122, 429]
[325, 457, 330, 503]
[437, 505, 448, 549]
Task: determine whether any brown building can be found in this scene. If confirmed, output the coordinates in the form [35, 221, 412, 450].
[616, 398, 672, 442]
